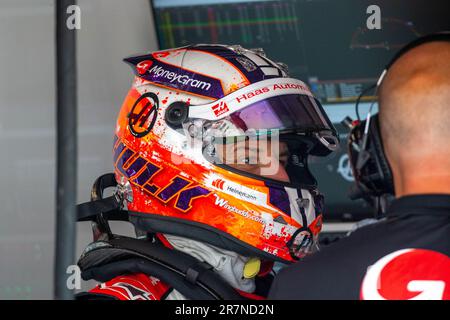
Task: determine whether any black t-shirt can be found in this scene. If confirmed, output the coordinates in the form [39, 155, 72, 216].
[269, 194, 450, 300]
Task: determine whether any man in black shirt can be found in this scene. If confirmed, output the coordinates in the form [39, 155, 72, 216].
[269, 38, 450, 300]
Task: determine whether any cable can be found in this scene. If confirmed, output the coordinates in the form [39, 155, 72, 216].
[355, 83, 376, 121]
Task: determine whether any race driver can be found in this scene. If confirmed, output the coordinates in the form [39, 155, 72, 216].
[76, 44, 338, 300]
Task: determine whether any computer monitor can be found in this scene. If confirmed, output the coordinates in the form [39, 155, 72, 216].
[151, 0, 449, 221]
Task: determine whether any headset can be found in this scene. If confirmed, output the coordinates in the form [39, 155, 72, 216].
[347, 32, 450, 213]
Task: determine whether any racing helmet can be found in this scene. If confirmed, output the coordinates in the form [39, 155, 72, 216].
[114, 44, 338, 263]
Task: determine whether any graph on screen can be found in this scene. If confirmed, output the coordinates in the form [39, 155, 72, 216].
[153, 0, 448, 105]
[151, 0, 449, 220]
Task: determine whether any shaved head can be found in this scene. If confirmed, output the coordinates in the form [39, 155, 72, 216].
[378, 40, 450, 196]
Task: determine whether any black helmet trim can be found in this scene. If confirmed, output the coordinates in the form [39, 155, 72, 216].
[128, 211, 292, 264]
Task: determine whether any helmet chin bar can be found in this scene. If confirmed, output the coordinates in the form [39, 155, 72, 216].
[77, 172, 322, 263]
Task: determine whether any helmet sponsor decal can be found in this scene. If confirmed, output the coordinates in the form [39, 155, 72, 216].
[128, 92, 159, 138]
[236, 86, 270, 103]
[149, 65, 212, 91]
[360, 249, 450, 300]
[208, 176, 266, 205]
[213, 194, 265, 225]
[188, 78, 314, 120]
[211, 101, 229, 117]
[236, 82, 311, 103]
[136, 60, 153, 75]
[128, 56, 225, 99]
[211, 179, 225, 189]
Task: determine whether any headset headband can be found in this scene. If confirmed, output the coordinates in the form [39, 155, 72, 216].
[378, 32, 450, 85]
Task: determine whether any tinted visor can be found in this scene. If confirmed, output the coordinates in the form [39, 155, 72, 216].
[201, 94, 335, 186]
[227, 94, 333, 133]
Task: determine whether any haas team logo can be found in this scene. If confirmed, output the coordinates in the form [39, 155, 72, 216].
[128, 92, 159, 138]
[212, 101, 229, 117]
[360, 249, 450, 300]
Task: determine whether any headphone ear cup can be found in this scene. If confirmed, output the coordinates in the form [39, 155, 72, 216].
[369, 114, 394, 194]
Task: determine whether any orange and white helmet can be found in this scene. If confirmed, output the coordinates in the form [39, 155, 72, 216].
[114, 44, 338, 263]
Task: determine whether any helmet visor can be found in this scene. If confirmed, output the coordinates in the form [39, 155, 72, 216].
[226, 94, 333, 133]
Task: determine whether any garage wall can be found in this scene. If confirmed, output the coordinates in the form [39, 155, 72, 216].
[0, 0, 158, 299]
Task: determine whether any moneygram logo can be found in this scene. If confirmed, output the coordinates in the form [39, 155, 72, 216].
[136, 60, 153, 75]
[360, 249, 450, 300]
[148, 64, 212, 91]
